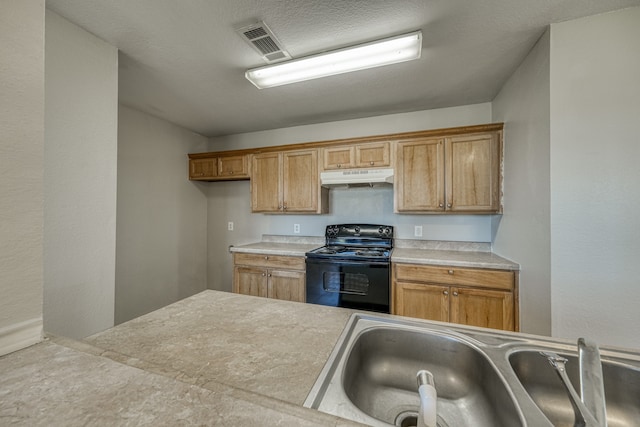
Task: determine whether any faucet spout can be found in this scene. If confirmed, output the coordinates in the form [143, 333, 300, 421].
[540, 338, 607, 427]
[416, 370, 437, 427]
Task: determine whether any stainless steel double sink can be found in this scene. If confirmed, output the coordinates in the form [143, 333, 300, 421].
[303, 314, 640, 427]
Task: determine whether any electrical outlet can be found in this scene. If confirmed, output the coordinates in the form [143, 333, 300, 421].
[228, 221, 234, 231]
[414, 225, 423, 237]
[294, 224, 300, 234]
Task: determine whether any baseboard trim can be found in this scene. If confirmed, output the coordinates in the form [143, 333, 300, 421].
[0, 317, 43, 356]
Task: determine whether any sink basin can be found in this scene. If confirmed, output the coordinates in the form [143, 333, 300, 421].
[343, 327, 522, 427]
[509, 350, 640, 427]
[305, 313, 640, 427]
[304, 314, 525, 427]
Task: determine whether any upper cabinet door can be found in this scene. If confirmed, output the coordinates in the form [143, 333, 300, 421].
[395, 138, 445, 212]
[282, 150, 318, 212]
[189, 158, 217, 180]
[446, 132, 501, 213]
[323, 146, 355, 170]
[355, 142, 390, 167]
[218, 155, 248, 178]
[251, 153, 282, 212]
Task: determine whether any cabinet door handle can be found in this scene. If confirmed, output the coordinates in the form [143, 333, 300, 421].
[439, 203, 444, 208]
[262, 273, 266, 277]
[337, 164, 342, 168]
[443, 290, 449, 296]
[283, 205, 287, 210]
[453, 291, 459, 297]
[447, 203, 452, 208]
[369, 161, 374, 165]
[267, 273, 272, 277]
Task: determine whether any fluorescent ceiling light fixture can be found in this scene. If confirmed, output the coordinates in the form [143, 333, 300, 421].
[245, 30, 422, 89]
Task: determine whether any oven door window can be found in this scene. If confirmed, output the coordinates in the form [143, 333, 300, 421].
[323, 271, 369, 295]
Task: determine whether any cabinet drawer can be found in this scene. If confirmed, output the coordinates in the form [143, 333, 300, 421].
[233, 253, 305, 270]
[394, 263, 514, 291]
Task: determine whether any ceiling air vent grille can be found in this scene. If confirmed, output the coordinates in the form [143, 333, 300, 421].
[236, 21, 291, 63]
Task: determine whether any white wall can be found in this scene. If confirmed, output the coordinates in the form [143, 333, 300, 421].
[492, 30, 551, 336]
[0, 0, 45, 356]
[116, 106, 209, 324]
[206, 104, 495, 291]
[550, 8, 640, 349]
[43, 11, 118, 339]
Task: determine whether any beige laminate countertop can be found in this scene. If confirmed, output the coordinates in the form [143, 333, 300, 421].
[230, 241, 320, 257]
[0, 291, 363, 426]
[230, 236, 520, 271]
[391, 248, 520, 270]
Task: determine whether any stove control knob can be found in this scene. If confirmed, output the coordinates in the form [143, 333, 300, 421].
[378, 226, 384, 235]
[354, 226, 361, 235]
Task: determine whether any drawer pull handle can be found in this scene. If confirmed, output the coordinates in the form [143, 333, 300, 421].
[448, 270, 454, 275]
[264, 256, 269, 260]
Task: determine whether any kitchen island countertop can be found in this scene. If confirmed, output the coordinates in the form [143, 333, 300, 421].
[0, 290, 364, 426]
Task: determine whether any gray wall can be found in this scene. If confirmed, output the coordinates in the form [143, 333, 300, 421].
[44, 10, 118, 339]
[549, 8, 640, 348]
[115, 106, 209, 324]
[0, 0, 45, 355]
[206, 104, 495, 292]
[492, 30, 551, 336]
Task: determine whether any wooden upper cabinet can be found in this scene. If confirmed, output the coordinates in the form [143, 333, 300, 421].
[282, 150, 319, 212]
[251, 152, 282, 212]
[396, 138, 445, 212]
[189, 154, 248, 181]
[355, 142, 390, 167]
[446, 133, 501, 212]
[251, 149, 327, 214]
[218, 155, 248, 178]
[395, 131, 502, 213]
[189, 158, 217, 180]
[323, 146, 355, 169]
[188, 123, 503, 214]
[322, 142, 390, 170]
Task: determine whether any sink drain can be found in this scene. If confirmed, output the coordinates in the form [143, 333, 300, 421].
[394, 411, 449, 427]
[395, 411, 419, 427]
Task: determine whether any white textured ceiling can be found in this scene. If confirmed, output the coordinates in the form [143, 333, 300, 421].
[46, 0, 640, 137]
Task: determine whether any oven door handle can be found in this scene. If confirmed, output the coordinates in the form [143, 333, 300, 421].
[305, 258, 390, 267]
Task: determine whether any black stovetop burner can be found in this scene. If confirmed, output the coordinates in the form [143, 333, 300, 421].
[306, 224, 393, 262]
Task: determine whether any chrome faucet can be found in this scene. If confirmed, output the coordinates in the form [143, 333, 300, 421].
[541, 338, 607, 427]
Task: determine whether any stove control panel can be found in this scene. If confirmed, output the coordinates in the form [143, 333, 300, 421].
[325, 224, 393, 239]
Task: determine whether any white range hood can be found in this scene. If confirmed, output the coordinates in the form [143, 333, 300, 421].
[320, 168, 394, 187]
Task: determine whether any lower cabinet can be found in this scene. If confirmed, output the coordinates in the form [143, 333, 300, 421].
[233, 253, 305, 303]
[393, 263, 517, 331]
